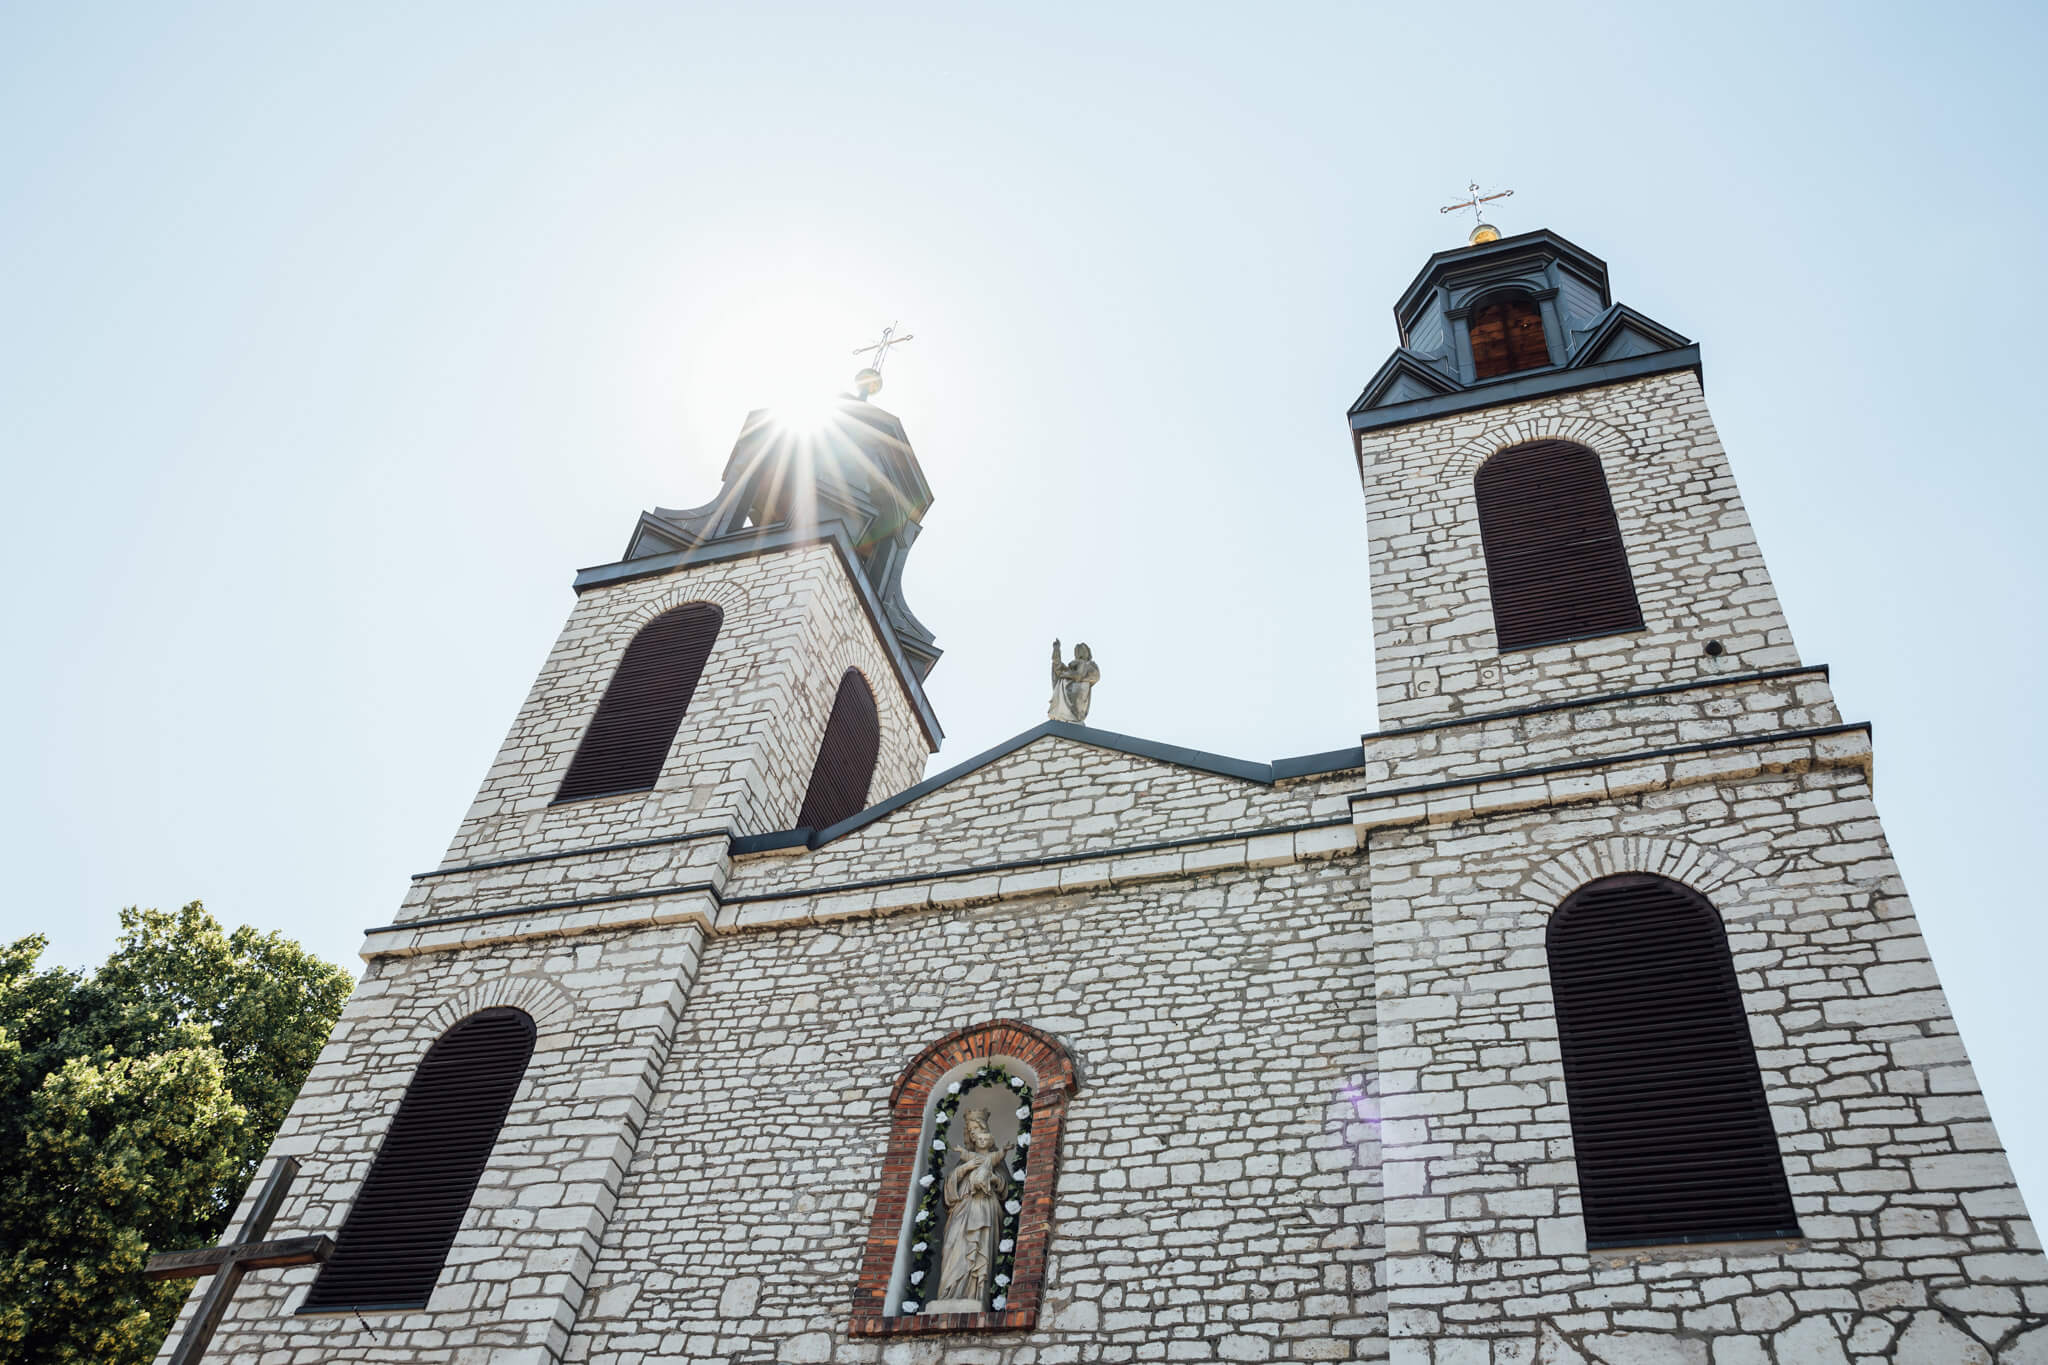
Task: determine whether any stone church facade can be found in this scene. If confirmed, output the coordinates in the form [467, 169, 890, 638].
[159, 229, 2047, 1363]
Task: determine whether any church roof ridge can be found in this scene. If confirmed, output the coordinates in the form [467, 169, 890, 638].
[728, 722, 1367, 854]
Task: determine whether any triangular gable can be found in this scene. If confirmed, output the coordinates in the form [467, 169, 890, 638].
[1568, 305, 1691, 369]
[624, 513, 692, 561]
[730, 722, 1363, 853]
[1347, 349, 1461, 416]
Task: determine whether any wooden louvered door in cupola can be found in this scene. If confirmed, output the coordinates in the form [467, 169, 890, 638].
[300, 1008, 536, 1312]
[797, 669, 881, 832]
[1475, 440, 1644, 651]
[555, 602, 723, 802]
[1546, 875, 1801, 1249]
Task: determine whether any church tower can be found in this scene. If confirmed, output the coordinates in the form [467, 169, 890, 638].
[1346, 228, 2047, 1362]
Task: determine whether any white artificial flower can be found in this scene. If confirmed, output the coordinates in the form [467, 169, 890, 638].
[901, 1300, 919, 1313]
[1015, 1105, 1030, 1118]
[992, 1295, 1007, 1310]
[917, 1209, 930, 1222]
[932, 1139, 946, 1151]
[1016, 1134, 1030, 1146]
[1005, 1198, 1021, 1214]
[913, 1241, 927, 1253]
[1009, 1076, 1024, 1088]
[920, 1173, 935, 1187]
[910, 1270, 924, 1284]
[998, 1238, 1015, 1253]
[1008, 1168, 1024, 1182]
[995, 1274, 1010, 1287]
[948, 1081, 961, 1094]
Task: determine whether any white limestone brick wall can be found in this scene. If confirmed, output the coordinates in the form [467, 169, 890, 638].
[153, 926, 706, 1365]
[442, 542, 932, 867]
[564, 858, 1382, 1365]
[728, 735, 1358, 900]
[1360, 371, 1800, 729]
[1366, 762, 2048, 1364]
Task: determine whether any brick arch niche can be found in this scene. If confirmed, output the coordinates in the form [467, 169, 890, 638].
[850, 1020, 1078, 1336]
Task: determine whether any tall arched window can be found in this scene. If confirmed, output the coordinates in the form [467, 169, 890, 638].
[1547, 875, 1800, 1249]
[555, 602, 722, 802]
[797, 669, 881, 831]
[850, 1020, 1077, 1337]
[1467, 293, 1551, 379]
[1475, 440, 1644, 650]
[301, 1008, 536, 1311]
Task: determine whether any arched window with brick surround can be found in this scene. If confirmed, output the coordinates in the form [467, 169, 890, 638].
[850, 1021, 1077, 1337]
[1547, 874, 1800, 1249]
[797, 669, 881, 831]
[301, 1007, 536, 1312]
[1475, 440, 1644, 651]
[555, 602, 723, 803]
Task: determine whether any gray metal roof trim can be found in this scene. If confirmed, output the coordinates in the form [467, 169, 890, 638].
[571, 519, 944, 748]
[1349, 345, 1702, 434]
[1564, 304, 1694, 369]
[798, 723, 1369, 850]
[1392, 228, 1610, 325]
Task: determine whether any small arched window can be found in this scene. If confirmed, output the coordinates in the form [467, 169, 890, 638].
[1475, 440, 1643, 650]
[851, 1021, 1077, 1337]
[1467, 293, 1551, 379]
[1548, 875, 1800, 1249]
[301, 1008, 536, 1311]
[555, 602, 723, 803]
[797, 669, 881, 831]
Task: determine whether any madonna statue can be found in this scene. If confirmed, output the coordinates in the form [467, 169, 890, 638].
[931, 1108, 1010, 1309]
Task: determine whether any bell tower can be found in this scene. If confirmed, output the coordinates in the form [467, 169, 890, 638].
[424, 396, 945, 884]
[1349, 228, 1798, 728]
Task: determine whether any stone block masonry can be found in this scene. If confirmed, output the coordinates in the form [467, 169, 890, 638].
[1360, 371, 1800, 729]
[441, 541, 932, 869]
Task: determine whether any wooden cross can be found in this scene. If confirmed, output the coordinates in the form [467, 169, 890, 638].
[1440, 180, 1514, 223]
[144, 1156, 333, 1365]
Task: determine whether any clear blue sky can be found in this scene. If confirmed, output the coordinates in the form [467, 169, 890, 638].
[4, 3, 2044, 1207]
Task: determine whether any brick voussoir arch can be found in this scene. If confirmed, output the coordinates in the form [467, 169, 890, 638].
[853, 1019, 1078, 1337]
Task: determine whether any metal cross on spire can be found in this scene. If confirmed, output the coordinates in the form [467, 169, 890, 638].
[1440, 181, 1514, 244]
[852, 322, 914, 398]
[143, 1157, 334, 1365]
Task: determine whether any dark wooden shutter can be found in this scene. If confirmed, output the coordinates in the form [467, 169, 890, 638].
[796, 669, 881, 831]
[301, 1008, 536, 1311]
[1475, 440, 1644, 650]
[555, 602, 722, 802]
[1547, 875, 1800, 1249]
[1468, 295, 1551, 379]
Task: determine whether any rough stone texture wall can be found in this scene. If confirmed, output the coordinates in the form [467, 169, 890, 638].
[728, 735, 1355, 899]
[1361, 370, 1800, 728]
[1368, 760, 2048, 1364]
[441, 542, 933, 867]
[565, 858, 1381, 1364]
[153, 925, 707, 1365]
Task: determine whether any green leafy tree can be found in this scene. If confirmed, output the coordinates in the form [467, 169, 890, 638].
[0, 904, 351, 1364]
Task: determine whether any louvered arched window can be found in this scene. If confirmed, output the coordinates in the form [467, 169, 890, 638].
[1475, 440, 1644, 651]
[797, 669, 881, 831]
[1547, 875, 1800, 1249]
[555, 602, 722, 802]
[301, 1008, 535, 1311]
[1468, 293, 1551, 379]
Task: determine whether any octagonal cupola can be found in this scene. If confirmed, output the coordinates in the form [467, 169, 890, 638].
[1349, 228, 1698, 435]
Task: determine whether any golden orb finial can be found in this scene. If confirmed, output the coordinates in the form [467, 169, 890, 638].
[851, 323, 913, 400]
[1441, 181, 1514, 246]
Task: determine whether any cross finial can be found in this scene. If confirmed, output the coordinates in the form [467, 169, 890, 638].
[852, 322, 915, 398]
[1440, 181, 1514, 244]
